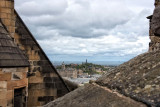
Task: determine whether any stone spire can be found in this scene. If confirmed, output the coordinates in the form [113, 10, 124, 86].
[0, 0, 15, 38]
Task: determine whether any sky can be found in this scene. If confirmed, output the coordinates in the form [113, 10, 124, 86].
[15, 0, 155, 62]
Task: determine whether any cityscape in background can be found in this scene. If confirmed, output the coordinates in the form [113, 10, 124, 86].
[53, 60, 124, 66]
[53, 60, 120, 85]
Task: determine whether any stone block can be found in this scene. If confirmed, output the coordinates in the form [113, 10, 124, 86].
[29, 54, 40, 60]
[11, 72, 23, 80]
[7, 99, 13, 107]
[36, 71, 41, 77]
[44, 77, 60, 83]
[0, 13, 7, 18]
[45, 83, 55, 89]
[27, 97, 38, 106]
[22, 72, 27, 79]
[0, 81, 7, 89]
[7, 78, 28, 90]
[2, 68, 17, 73]
[7, 13, 12, 19]
[0, 69, 3, 74]
[28, 83, 46, 90]
[17, 67, 28, 73]
[10, 32, 14, 38]
[29, 76, 43, 83]
[1, 8, 12, 14]
[7, 81, 16, 90]
[151, 36, 160, 42]
[5, 1, 12, 8]
[38, 96, 54, 102]
[9, 26, 15, 32]
[6, 90, 13, 101]
[0, 99, 7, 107]
[3, 19, 11, 26]
[0, 1, 5, 7]
[0, 89, 7, 99]
[15, 78, 28, 88]
[42, 73, 58, 77]
[8, 26, 14, 32]
[29, 89, 57, 97]
[0, 73, 11, 81]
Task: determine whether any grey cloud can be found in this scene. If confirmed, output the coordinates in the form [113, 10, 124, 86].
[16, 0, 133, 39]
[15, 0, 153, 60]
[15, 0, 68, 16]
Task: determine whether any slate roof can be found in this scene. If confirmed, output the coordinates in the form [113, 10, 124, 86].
[44, 84, 147, 107]
[0, 19, 29, 67]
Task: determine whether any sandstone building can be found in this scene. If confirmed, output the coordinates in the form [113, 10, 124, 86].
[0, 0, 69, 106]
[57, 62, 83, 79]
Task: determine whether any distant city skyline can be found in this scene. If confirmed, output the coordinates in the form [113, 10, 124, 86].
[15, 0, 154, 62]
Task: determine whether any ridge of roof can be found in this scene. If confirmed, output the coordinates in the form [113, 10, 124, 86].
[14, 10, 70, 92]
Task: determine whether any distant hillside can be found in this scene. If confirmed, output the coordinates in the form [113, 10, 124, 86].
[52, 61, 124, 66]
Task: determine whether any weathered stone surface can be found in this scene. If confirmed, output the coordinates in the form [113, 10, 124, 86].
[0, 89, 7, 99]
[0, 73, 11, 81]
[96, 51, 160, 106]
[28, 89, 57, 97]
[29, 76, 43, 83]
[7, 78, 28, 90]
[2, 68, 17, 73]
[151, 6, 160, 36]
[6, 90, 13, 100]
[0, 99, 7, 107]
[0, 81, 7, 89]
[11, 72, 23, 80]
[44, 84, 147, 107]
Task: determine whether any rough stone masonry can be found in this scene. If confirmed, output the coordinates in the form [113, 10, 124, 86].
[0, 0, 70, 106]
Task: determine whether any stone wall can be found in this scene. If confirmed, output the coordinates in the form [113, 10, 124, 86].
[148, 0, 160, 52]
[14, 12, 69, 106]
[0, 0, 69, 106]
[0, 0, 15, 37]
[0, 67, 28, 107]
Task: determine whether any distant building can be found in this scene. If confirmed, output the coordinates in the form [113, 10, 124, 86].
[58, 68, 78, 78]
[62, 62, 66, 70]
[57, 63, 84, 78]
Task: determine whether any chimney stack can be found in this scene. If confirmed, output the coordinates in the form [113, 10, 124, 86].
[0, 0, 15, 38]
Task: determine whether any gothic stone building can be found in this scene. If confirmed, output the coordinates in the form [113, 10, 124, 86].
[0, 0, 69, 106]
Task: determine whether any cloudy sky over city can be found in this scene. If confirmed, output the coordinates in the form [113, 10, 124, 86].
[15, 0, 154, 62]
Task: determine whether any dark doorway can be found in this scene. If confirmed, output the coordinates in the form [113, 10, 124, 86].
[14, 87, 26, 107]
